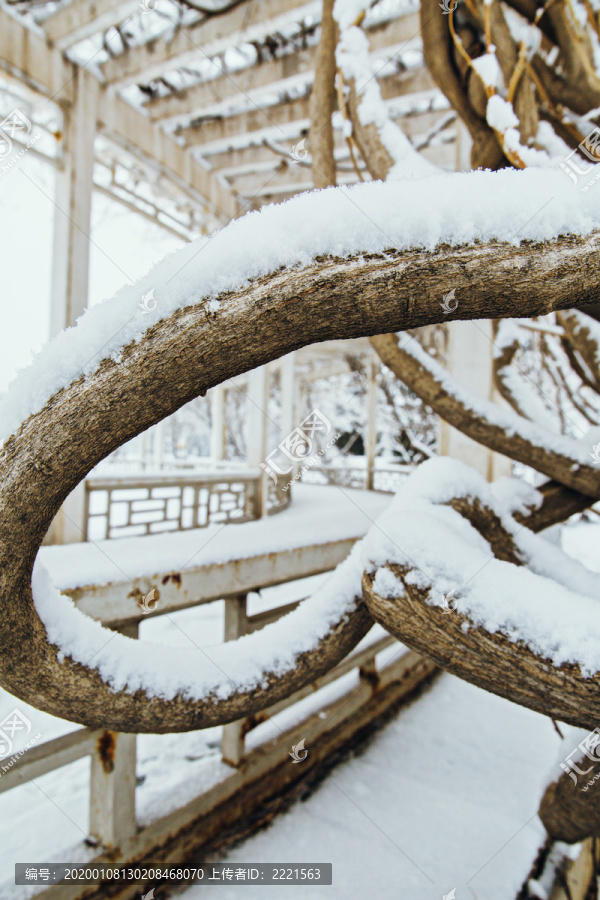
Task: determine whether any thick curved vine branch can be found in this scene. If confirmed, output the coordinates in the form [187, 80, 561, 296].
[3, 226, 600, 731]
[362, 481, 600, 731]
[369, 332, 600, 499]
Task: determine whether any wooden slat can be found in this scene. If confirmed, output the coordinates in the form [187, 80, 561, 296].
[0, 5, 74, 104]
[177, 68, 436, 149]
[0, 728, 102, 794]
[0, 9, 239, 222]
[44, 0, 139, 50]
[98, 89, 240, 221]
[145, 11, 421, 122]
[66, 536, 359, 626]
[101, 0, 318, 87]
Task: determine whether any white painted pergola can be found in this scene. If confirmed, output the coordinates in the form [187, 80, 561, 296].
[0, 0, 501, 541]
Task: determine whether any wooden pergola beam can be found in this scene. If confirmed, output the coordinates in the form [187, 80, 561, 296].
[145, 11, 421, 122]
[0, 5, 74, 103]
[204, 106, 450, 173]
[229, 140, 457, 199]
[100, 0, 318, 87]
[99, 90, 240, 220]
[147, 44, 317, 122]
[0, 7, 240, 222]
[43, 0, 139, 50]
[178, 69, 437, 150]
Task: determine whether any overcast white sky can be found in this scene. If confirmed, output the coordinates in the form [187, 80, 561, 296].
[0, 149, 183, 391]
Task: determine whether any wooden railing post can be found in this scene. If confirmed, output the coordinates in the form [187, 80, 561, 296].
[89, 621, 138, 848]
[221, 594, 248, 767]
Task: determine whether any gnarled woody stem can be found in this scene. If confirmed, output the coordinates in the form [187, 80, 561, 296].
[362, 495, 600, 731]
[2, 236, 600, 732]
[370, 332, 600, 499]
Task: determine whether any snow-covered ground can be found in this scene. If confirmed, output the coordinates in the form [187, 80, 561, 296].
[175, 674, 561, 900]
[0, 508, 598, 899]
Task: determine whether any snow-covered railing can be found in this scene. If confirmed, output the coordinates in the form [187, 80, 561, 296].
[1, 534, 433, 894]
[83, 470, 290, 541]
[302, 462, 413, 493]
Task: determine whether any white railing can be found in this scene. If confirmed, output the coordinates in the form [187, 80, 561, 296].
[84, 470, 291, 541]
[3, 536, 435, 898]
[302, 462, 413, 492]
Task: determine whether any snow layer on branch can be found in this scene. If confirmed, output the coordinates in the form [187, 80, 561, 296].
[472, 51, 503, 91]
[486, 94, 519, 131]
[486, 95, 550, 167]
[31, 460, 600, 697]
[402, 339, 596, 466]
[333, 0, 367, 29]
[31, 486, 388, 703]
[33, 536, 367, 702]
[335, 25, 436, 179]
[3, 168, 600, 445]
[369, 458, 600, 676]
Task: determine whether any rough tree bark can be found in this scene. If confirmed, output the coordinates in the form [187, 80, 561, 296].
[309, 0, 337, 188]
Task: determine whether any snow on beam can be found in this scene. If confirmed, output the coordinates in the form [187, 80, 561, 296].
[149, 45, 317, 123]
[43, 0, 140, 50]
[144, 10, 421, 123]
[178, 69, 436, 150]
[100, 0, 319, 87]
[0, 8, 239, 221]
[0, 5, 74, 103]
[99, 90, 240, 222]
[204, 108, 450, 174]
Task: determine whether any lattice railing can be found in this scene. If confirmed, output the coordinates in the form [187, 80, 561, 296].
[84, 471, 264, 541]
[302, 464, 412, 493]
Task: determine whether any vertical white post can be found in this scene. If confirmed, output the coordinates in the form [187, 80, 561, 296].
[46, 69, 98, 545]
[42, 480, 87, 545]
[221, 595, 248, 767]
[89, 621, 137, 848]
[50, 68, 98, 334]
[455, 120, 472, 173]
[439, 321, 511, 480]
[210, 384, 227, 461]
[280, 353, 296, 440]
[246, 365, 270, 516]
[140, 430, 148, 472]
[152, 420, 165, 471]
[365, 356, 378, 490]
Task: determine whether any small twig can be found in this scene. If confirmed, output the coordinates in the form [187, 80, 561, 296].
[551, 717, 565, 739]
